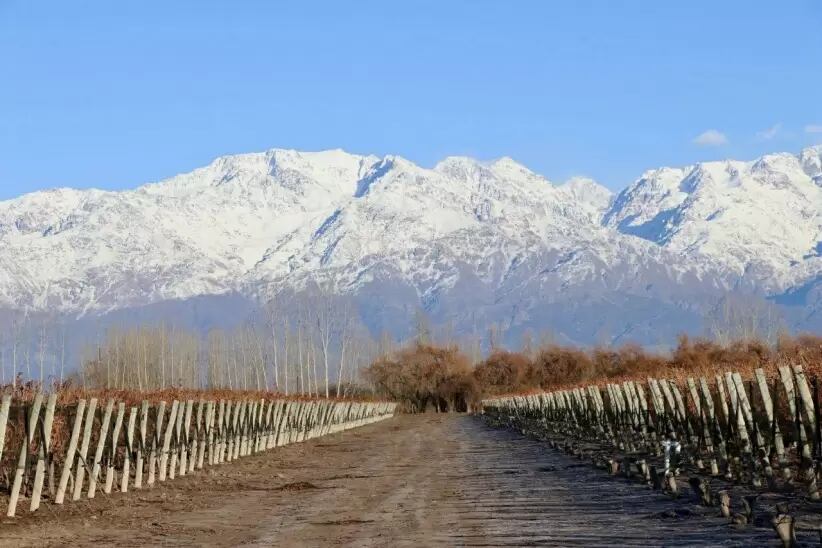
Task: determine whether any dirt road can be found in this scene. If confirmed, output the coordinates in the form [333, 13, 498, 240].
[1, 414, 778, 547]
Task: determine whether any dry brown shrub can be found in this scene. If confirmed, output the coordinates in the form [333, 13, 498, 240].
[473, 350, 532, 396]
[365, 343, 478, 413]
[528, 345, 595, 388]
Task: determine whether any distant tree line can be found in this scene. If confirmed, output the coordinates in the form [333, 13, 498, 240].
[365, 333, 822, 413]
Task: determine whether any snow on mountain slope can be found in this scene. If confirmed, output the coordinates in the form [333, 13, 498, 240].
[0, 145, 820, 344]
[0, 149, 379, 312]
[603, 145, 822, 293]
[558, 177, 612, 222]
[247, 153, 727, 310]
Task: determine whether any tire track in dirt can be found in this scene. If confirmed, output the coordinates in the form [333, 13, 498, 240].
[0, 415, 778, 547]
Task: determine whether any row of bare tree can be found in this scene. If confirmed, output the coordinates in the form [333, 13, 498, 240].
[0, 292, 385, 396]
[78, 304, 381, 396]
[0, 315, 69, 386]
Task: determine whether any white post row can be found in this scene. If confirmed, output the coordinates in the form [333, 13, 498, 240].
[0, 394, 397, 517]
[481, 365, 820, 489]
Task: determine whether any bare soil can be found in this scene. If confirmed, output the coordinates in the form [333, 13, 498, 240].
[0, 415, 783, 546]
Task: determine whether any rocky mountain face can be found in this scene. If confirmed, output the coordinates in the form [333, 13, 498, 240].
[1, 145, 820, 348]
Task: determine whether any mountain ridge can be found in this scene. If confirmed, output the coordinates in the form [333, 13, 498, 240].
[1, 145, 820, 346]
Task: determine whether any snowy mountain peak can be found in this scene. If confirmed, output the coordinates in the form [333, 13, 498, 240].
[799, 145, 822, 179]
[558, 177, 613, 222]
[2, 144, 822, 346]
[604, 145, 822, 290]
[433, 156, 489, 180]
[487, 156, 548, 184]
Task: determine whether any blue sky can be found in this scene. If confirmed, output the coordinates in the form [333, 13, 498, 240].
[1, 1, 821, 200]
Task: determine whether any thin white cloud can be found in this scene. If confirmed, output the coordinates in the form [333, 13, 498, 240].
[693, 129, 728, 147]
[806, 124, 822, 134]
[756, 123, 781, 140]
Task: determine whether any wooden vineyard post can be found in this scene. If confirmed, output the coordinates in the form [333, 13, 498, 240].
[179, 400, 193, 476]
[122, 406, 137, 493]
[8, 392, 44, 517]
[56, 399, 87, 504]
[286, 402, 298, 444]
[188, 398, 205, 472]
[239, 401, 250, 457]
[257, 399, 267, 451]
[213, 400, 225, 465]
[276, 401, 290, 446]
[732, 372, 763, 450]
[167, 400, 185, 481]
[698, 377, 723, 474]
[669, 381, 690, 437]
[725, 372, 750, 453]
[213, 400, 224, 464]
[269, 400, 282, 448]
[754, 368, 785, 461]
[246, 400, 255, 454]
[686, 377, 710, 469]
[300, 401, 312, 442]
[192, 399, 204, 471]
[254, 399, 264, 451]
[260, 400, 274, 451]
[88, 398, 114, 499]
[222, 400, 232, 462]
[200, 401, 210, 469]
[30, 393, 57, 512]
[72, 398, 98, 501]
[0, 394, 12, 465]
[206, 400, 216, 467]
[135, 400, 149, 489]
[284, 400, 295, 442]
[246, 400, 256, 455]
[169, 400, 184, 480]
[265, 401, 278, 449]
[148, 401, 166, 486]
[188, 400, 199, 472]
[234, 401, 244, 458]
[225, 401, 236, 462]
[222, 401, 233, 462]
[185, 399, 195, 473]
[264, 400, 274, 449]
[778, 366, 811, 460]
[104, 402, 126, 494]
[240, 401, 249, 457]
[647, 378, 666, 444]
[793, 365, 817, 443]
[158, 400, 178, 482]
[235, 401, 244, 458]
[208, 400, 217, 466]
[715, 375, 730, 430]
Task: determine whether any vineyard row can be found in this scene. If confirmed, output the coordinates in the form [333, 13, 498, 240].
[0, 393, 396, 518]
[482, 364, 822, 546]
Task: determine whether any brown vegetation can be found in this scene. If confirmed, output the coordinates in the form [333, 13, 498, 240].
[367, 333, 822, 411]
[365, 344, 479, 413]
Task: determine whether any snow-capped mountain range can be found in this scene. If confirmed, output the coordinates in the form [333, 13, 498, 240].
[2, 145, 821, 346]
